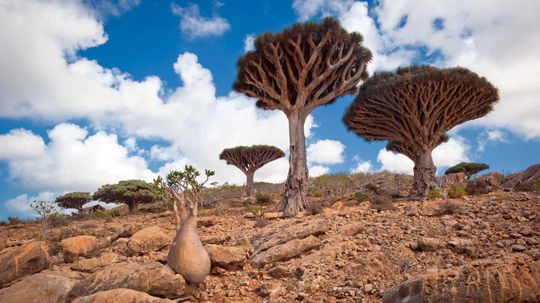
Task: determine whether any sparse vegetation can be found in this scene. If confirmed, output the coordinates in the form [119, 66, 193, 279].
[29, 199, 59, 239]
[435, 200, 462, 215]
[447, 184, 467, 198]
[533, 179, 540, 192]
[307, 202, 324, 215]
[354, 191, 369, 202]
[255, 193, 273, 205]
[369, 195, 395, 211]
[427, 189, 443, 199]
[92, 209, 121, 218]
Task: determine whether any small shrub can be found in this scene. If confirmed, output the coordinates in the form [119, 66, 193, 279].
[436, 200, 461, 215]
[369, 196, 395, 211]
[307, 202, 324, 215]
[48, 213, 67, 227]
[7, 216, 24, 225]
[354, 191, 369, 202]
[364, 183, 381, 195]
[253, 217, 270, 228]
[109, 209, 121, 217]
[255, 193, 273, 205]
[447, 184, 467, 198]
[533, 179, 540, 192]
[92, 209, 109, 218]
[427, 189, 443, 199]
[245, 204, 265, 217]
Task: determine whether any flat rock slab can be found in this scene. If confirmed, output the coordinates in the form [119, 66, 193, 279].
[60, 235, 100, 262]
[252, 235, 321, 268]
[70, 252, 124, 273]
[127, 226, 169, 255]
[383, 254, 540, 303]
[68, 262, 187, 300]
[72, 288, 175, 303]
[205, 244, 247, 268]
[0, 241, 51, 287]
[252, 219, 329, 254]
[0, 269, 80, 303]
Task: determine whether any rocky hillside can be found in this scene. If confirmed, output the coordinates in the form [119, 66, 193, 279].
[1, 186, 539, 302]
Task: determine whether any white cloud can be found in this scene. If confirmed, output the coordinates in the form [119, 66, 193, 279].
[477, 129, 507, 152]
[377, 149, 414, 174]
[293, 0, 353, 21]
[351, 160, 372, 173]
[171, 3, 230, 38]
[1, 123, 154, 192]
[307, 139, 345, 165]
[0, 129, 45, 161]
[5, 191, 56, 218]
[243, 34, 255, 52]
[88, 0, 141, 18]
[308, 165, 330, 177]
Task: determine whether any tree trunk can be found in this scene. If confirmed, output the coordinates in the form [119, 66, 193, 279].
[167, 208, 211, 284]
[128, 201, 137, 213]
[246, 171, 255, 197]
[413, 150, 437, 197]
[277, 112, 309, 216]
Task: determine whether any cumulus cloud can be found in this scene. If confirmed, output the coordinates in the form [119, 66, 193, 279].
[5, 192, 56, 218]
[308, 165, 330, 177]
[307, 139, 345, 165]
[377, 149, 414, 174]
[351, 160, 372, 173]
[171, 3, 230, 38]
[477, 129, 507, 152]
[87, 0, 141, 18]
[1, 123, 154, 192]
[0, 129, 45, 160]
[243, 34, 255, 52]
[292, 0, 353, 21]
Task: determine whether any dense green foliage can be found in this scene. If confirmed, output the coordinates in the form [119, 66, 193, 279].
[255, 193, 273, 205]
[427, 189, 443, 199]
[445, 162, 489, 178]
[93, 180, 162, 212]
[55, 192, 92, 211]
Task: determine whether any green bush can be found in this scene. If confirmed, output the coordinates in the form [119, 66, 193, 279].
[92, 209, 121, 218]
[427, 189, 443, 199]
[255, 193, 273, 205]
[447, 184, 467, 198]
[354, 191, 369, 202]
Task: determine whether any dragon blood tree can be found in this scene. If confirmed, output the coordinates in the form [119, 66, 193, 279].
[55, 192, 92, 211]
[344, 66, 499, 197]
[219, 145, 285, 197]
[445, 162, 489, 180]
[155, 165, 214, 284]
[233, 18, 372, 216]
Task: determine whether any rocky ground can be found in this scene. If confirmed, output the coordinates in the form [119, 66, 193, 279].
[1, 188, 539, 302]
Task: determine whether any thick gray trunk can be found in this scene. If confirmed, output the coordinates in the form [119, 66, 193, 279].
[246, 171, 255, 197]
[277, 112, 309, 216]
[413, 150, 437, 197]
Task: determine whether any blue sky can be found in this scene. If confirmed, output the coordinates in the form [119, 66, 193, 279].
[0, 0, 539, 220]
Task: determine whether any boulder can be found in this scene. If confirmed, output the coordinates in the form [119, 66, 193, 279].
[252, 218, 329, 254]
[0, 241, 51, 287]
[382, 254, 540, 303]
[205, 244, 247, 268]
[72, 289, 175, 303]
[515, 163, 540, 191]
[68, 262, 187, 300]
[70, 253, 123, 273]
[262, 212, 283, 220]
[60, 235, 99, 262]
[339, 222, 363, 237]
[466, 172, 503, 195]
[0, 270, 80, 303]
[127, 226, 169, 255]
[416, 237, 445, 252]
[252, 235, 320, 268]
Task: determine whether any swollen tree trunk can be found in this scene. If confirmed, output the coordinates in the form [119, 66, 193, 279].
[277, 112, 309, 216]
[246, 171, 255, 197]
[413, 150, 437, 197]
[167, 208, 211, 284]
[127, 201, 137, 213]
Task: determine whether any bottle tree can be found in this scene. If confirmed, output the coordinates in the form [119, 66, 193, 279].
[55, 192, 92, 211]
[344, 66, 499, 197]
[233, 18, 372, 215]
[219, 145, 285, 197]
